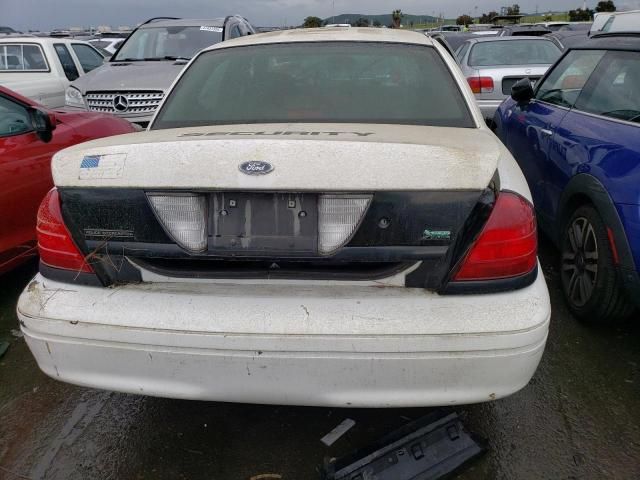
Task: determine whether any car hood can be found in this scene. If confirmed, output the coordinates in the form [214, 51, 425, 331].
[70, 61, 188, 94]
[52, 123, 505, 192]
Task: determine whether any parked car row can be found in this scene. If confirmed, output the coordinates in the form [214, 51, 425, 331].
[1, 14, 256, 274]
[1, 16, 638, 410]
[13, 27, 552, 408]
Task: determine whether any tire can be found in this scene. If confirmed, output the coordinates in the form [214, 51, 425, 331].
[560, 205, 635, 324]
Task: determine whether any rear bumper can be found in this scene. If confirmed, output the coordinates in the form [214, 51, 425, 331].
[18, 272, 551, 407]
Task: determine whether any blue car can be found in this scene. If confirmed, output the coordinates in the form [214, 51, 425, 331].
[494, 33, 640, 323]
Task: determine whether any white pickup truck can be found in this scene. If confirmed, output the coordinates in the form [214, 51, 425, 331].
[0, 37, 104, 108]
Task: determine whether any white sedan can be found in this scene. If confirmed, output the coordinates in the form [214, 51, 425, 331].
[0, 37, 104, 108]
[18, 28, 551, 407]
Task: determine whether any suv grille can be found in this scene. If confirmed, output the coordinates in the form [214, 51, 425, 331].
[85, 91, 164, 115]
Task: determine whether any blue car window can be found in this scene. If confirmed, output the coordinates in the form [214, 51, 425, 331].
[536, 50, 605, 108]
[574, 51, 640, 124]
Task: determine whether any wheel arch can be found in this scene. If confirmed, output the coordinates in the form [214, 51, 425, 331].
[558, 174, 635, 272]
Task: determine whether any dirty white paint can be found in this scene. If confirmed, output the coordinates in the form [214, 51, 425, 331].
[52, 124, 505, 191]
[18, 271, 550, 407]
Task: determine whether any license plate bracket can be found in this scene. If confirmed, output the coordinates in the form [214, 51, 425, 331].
[209, 193, 318, 254]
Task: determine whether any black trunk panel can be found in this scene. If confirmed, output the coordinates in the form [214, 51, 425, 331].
[57, 188, 486, 287]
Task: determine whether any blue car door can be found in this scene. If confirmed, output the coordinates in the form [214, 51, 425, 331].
[549, 50, 640, 212]
[503, 50, 606, 220]
[549, 50, 640, 271]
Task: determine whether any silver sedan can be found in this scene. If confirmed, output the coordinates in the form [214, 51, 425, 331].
[455, 36, 562, 122]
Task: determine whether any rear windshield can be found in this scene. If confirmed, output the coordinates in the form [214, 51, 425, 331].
[152, 42, 475, 129]
[113, 25, 223, 61]
[469, 40, 561, 66]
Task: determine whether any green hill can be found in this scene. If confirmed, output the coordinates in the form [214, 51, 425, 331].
[323, 13, 439, 26]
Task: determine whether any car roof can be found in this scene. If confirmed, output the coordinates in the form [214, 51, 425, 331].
[139, 18, 227, 29]
[0, 36, 83, 44]
[202, 27, 433, 51]
[573, 34, 640, 51]
[465, 35, 556, 44]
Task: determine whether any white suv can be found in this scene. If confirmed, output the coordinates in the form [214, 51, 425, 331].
[18, 28, 551, 408]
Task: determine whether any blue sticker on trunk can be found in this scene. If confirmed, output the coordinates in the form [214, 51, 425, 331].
[78, 154, 127, 180]
[80, 156, 101, 169]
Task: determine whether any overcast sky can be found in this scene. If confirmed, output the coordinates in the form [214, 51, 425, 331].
[4, 0, 640, 30]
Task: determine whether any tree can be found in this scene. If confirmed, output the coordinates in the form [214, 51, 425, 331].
[373, 20, 382, 27]
[392, 9, 403, 28]
[596, 1, 616, 12]
[302, 16, 323, 28]
[569, 8, 594, 21]
[456, 15, 474, 26]
[479, 11, 499, 23]
[507, 4, 520, 15]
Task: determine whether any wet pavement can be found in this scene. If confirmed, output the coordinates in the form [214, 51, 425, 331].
[1, 243, 639, 480]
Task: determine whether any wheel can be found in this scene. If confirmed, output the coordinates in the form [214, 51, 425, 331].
[560, 205, 635, 324]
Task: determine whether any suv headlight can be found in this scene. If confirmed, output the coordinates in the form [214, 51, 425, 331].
[65, 86, 86, 109]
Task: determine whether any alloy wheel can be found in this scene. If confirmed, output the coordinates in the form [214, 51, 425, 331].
[562, 217, 599, 308]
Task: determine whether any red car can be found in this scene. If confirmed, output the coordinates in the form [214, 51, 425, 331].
[0, 86, 136, 275]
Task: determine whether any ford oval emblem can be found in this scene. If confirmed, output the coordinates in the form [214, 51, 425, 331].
[239, 161, 274, 175]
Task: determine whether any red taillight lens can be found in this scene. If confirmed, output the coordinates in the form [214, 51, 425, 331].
[453, 191, 537, 281]
[37, 189, 93, 273]
[467, 76, 494, 94]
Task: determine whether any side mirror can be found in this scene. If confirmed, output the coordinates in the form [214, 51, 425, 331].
[29, 108, 56, 143]
[511, 78, 535, 104]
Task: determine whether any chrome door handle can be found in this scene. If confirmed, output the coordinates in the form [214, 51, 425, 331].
[541, 129, 553, 137]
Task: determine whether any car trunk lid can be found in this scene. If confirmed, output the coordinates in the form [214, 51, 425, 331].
[51, 124, 501, 288]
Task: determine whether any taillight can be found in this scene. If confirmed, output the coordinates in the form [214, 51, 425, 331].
[467, 76, 494, 94]
[453, 191, 537, 281]
[37, 189, 93, 273]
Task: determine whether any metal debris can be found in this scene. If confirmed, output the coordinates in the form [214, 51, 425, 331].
[321, 418, 357, 447]
[323, 412, 485, 480]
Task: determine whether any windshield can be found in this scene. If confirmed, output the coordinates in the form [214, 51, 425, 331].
[152, 42, 474, 129]
[469, 40, 561, 66]
[113, 25, 223, 61]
